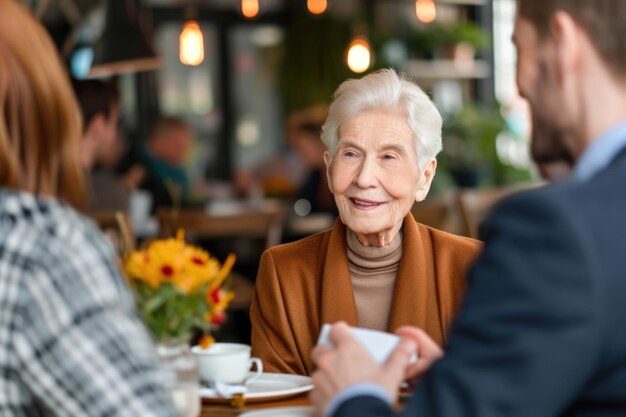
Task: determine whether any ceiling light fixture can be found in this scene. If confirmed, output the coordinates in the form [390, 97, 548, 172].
[416, 0, 437, 23]
[179, 20, 204, 66]
[307, 0, 327, 15]
[89, 0, 162, 77]
[346, 37, 371, 74]
[242, 0, 259, 19]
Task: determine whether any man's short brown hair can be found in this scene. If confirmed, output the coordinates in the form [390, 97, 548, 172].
[518, 0, 626, 79]
[72, 79, 120, 130]
[149, 116, 190, 142]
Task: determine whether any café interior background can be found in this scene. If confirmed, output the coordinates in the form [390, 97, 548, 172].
[25, 0, 532, 197]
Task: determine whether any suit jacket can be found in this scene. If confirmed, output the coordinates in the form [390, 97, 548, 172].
[335, 150, 626, 417]
[250, 214, 481, 375]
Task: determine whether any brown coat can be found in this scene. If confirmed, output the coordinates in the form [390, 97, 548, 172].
[250, 214, 481, 375]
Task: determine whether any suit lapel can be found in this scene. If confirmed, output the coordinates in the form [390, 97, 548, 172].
[320, 220, 359, 326]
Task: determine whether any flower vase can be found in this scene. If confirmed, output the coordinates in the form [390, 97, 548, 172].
[156, 340, 200, 417]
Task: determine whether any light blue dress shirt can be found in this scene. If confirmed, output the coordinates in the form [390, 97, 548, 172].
[324, 383, 391, 417]
[572, 119, 626, 181]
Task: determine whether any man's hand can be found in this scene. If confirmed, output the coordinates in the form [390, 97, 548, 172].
[310, 322, 417, 417]
[395, 326, 444, 384]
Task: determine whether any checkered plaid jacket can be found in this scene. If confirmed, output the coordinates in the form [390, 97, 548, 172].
[0, 189, 179, 417]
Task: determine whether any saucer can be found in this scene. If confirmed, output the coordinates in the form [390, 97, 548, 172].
[200, 373, 313, 403]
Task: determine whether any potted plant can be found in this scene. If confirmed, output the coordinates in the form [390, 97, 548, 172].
[124, 231, 235, 417]
[446, 21, 491, 62]
[411, 21, 491, 61]
[441, 104, 530, 188]
[410, 23, 441, 59]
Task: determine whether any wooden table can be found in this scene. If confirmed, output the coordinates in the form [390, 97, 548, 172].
[199, 388, 409, 416]
[200, 393, 310, 416]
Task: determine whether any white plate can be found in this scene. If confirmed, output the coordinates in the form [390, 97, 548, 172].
[240, 406, 315, 417]
[200, 373, 313, 403]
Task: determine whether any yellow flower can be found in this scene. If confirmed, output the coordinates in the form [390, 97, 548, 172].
[199, 334, 215, 348]
[210, 253, 236, 290]
[142, 237, 187, 289]
[181, 246, 220, 291]
[125, 251, 156, 287]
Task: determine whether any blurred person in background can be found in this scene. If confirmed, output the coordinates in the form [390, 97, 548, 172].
[72, 78, 131, 212]
[234, 111, 322, 201]
[291, 122, 338, 217]
[0, 1, 179, 416]
[251, 69, 481, 375]
[124, 116, 194, 213]
[311, 1, 626, 416]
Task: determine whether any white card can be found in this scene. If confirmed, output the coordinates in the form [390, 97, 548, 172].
[316, 324, 417, 364]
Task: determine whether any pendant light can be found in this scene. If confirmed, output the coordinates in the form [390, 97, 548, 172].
[242, 0, 259, 19]
[180, 20, 204, 66]
[346, 37, 371, 74]
[89, 0, 162, 77]
[307, 0, 327, 15]
[416, 0, 436, 23]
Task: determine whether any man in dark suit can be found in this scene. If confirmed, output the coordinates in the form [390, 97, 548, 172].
[311, 1, 626, 416]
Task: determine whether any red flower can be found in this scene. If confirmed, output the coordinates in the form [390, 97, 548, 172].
[192, 257, 205, 266]
[210, 311, 225, 325]
[161, 265, 174, 279]
[210, 288, 221, 304]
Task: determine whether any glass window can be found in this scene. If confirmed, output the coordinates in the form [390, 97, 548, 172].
[153, 22, 285, 181]
[493, 0, 531, 170]
[230, 25, 285, 171]
[155, 23, 222, 180]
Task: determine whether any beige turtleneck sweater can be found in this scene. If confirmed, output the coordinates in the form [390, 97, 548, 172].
[347, 229, 403, 331]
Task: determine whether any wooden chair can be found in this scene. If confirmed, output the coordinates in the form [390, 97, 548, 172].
[157, 207, 287, 325]
[411, 198, 451, 231]
[457, 184, 538, 239]
[156, 207, 287, 249]
[87, 211, 135, 256]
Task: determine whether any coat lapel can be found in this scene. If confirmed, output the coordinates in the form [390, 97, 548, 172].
[320, 220, 359, 326]
[319, 215, 446, 345]
[387, 215, 445, 344]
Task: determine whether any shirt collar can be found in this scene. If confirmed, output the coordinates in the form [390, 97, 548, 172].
[572, 119, 626, 181]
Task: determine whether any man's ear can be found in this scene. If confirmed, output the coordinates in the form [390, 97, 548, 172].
[550, 11, 583, 84]
[324, 151, 334, 193]
[415, 159, 437, 202]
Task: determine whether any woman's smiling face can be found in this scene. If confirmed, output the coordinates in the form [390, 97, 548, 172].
[325, 108, 436, 246]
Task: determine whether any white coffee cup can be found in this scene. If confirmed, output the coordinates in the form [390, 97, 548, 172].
[191, 343, 263, 385]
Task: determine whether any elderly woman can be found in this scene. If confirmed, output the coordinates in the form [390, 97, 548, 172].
[251, 69, 481, 375]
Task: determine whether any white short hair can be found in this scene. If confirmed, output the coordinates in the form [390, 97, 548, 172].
[321, 68, 442, 169]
